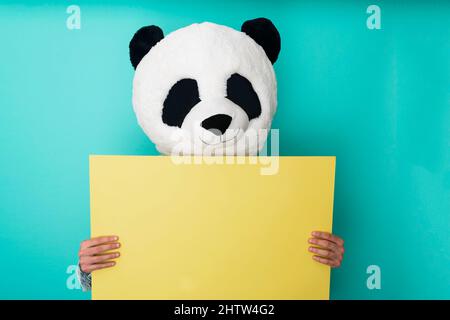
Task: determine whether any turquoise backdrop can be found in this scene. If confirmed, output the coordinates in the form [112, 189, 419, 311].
[0, 0, 449, 299]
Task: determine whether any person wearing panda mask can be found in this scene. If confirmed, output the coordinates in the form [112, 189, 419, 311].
[76, 18, 345, 291]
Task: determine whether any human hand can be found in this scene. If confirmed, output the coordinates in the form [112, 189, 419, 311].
[78, 235, 121, 273]
[308, 231, 344, 268]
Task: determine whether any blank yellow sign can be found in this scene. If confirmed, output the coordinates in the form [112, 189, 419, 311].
[90, 156, 335, 300]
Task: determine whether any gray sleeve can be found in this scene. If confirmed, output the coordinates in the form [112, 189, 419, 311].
[76, 263, 92, 292]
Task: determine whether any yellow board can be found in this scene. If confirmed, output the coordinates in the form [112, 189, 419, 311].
[90, 156, 335, 300]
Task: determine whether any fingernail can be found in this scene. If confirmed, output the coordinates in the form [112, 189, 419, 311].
[312, 231, 319, 236]
[113, 236, 119, 241]
[308, 239, 315, 244]
[115, 253, 120, 257]
[115, 243, 120, 248]
[308, 247, 314, 252]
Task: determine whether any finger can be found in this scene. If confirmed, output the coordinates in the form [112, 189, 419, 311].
[80, 252, 120, 264]
[308, 238, 339, 251]
[308, 246, 336, 259]
[312, 255, 341, 268]
[312, 231, 344, 246]
[81, 243, 121, 256]
[79, 243, 121, 257]
[83, 261, 116, 273]
[80, 236, 119, 249]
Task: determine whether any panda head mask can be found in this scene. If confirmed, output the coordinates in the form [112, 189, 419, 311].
[129, 18, 281, 156]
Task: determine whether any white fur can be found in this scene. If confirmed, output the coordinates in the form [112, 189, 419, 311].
[132, 22, 277, 156]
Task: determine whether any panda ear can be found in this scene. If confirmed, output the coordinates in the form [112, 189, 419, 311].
[129, 25, 164, 69]
[241, 18, 281, 64]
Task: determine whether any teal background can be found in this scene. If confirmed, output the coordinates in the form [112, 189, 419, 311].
[0, 0, 449, 299]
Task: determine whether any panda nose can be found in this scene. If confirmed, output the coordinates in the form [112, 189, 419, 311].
[201, 114, 232, 136]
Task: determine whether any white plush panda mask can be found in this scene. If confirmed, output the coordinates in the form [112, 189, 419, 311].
[129, 18, 281, 156]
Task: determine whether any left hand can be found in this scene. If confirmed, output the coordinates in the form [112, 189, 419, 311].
[308, 231, 344, 268]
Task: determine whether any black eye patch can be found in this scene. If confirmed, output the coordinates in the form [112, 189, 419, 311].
[226, 73, 261, 120]
[162, 78, 200, 127]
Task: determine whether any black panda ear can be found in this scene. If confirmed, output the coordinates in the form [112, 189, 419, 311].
[241, 18, 281, 64]
[129, 25, 164, 69]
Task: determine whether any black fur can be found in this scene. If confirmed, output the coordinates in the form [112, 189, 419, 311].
[241, 18, 281, 64]
[201, 114, 232, 135]
[162, 79, 201, 127]
[129, 25, 164, 69]
[226, 73, 262, 120]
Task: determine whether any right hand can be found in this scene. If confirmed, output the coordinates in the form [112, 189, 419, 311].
[78, 235, 121, 273]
